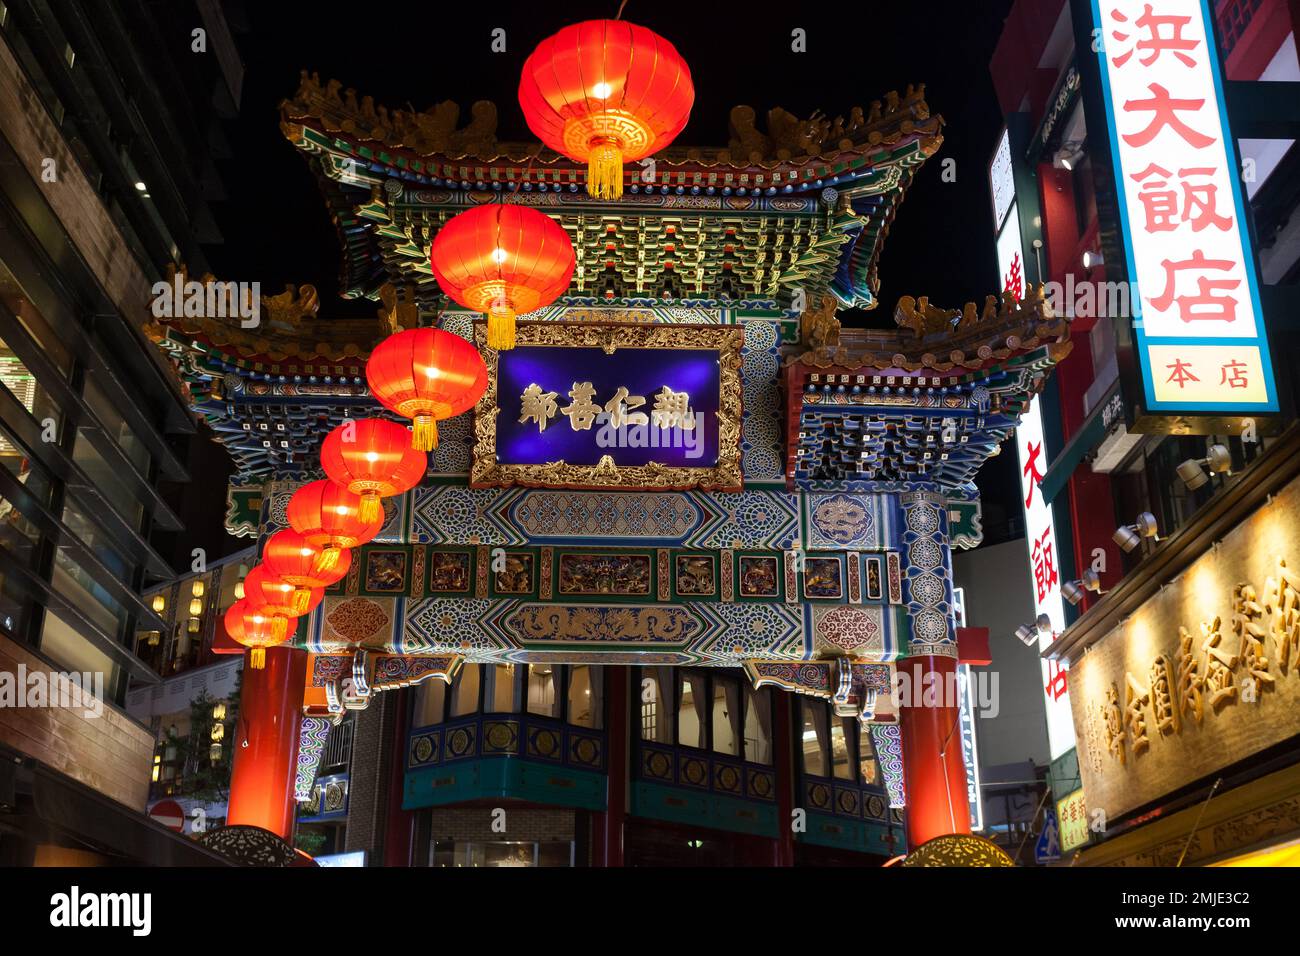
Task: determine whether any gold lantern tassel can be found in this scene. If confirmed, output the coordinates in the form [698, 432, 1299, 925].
[359, 491, 382, 523]
[250, 647, 266, 669]
[587, 140, 624, 200]
[486, 305, 517, 351]
[271, 616, 288, 642]
[314, 545, 342, 577]
[412, 415, 438, 451]
[292, 587, 312, 614]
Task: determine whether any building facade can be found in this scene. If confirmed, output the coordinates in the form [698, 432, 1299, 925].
[989, 0, 1300, 863]
[0, 0, 244, 865]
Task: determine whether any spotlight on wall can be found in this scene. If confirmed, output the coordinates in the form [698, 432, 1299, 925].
[1015, 613, 1053, 647]
[1176, 444, 1232, 491]
[1054, 141, 1085, 171]
[1112, 512, 1158, 552]
[1082, 249, 1104, 269]
[1061, 569, 1104, 605]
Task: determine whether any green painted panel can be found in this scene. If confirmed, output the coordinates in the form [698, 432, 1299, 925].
[799, 811, 898, 856]
[403, 758, 607, 811]
[630, 781, 778, 838]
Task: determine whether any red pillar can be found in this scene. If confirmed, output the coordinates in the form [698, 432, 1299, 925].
[226, 647, 307, 840]
[592, 666, 627, 866]
[897, 655, 971, 850]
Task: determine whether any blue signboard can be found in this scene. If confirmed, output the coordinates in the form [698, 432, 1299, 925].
[496, 346, 721, 467]
[471, 323, 744, 491]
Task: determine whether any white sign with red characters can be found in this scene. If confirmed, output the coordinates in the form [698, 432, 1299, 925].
[1014, 396, 1077, 760]
[1093, 0, 1277, 412]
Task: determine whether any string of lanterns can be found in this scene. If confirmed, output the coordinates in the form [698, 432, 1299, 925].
[220, 15, 692, 664]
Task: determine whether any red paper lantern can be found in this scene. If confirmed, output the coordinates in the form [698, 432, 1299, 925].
[519, 19, 694, 200]
[366, 328, 489, 449]
[287, 479, 383, 573]
[262, 528, 352, 609]
[223, 600, 288, 670]
[242, 564, 324, 618]
[320, 418, 426, 521]
[430, 203, 574, 350]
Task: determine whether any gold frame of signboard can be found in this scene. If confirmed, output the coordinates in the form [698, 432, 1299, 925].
[470, 321, 744, 491]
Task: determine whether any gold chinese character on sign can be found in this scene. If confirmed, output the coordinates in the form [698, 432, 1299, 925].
[1124, 672, 1151, 757]
[561, 382, 601, 431]
[651, 386, 696, 430]
[1201, 615, 1238, 712]
[1232, 582, 1273, 699]
[1102, 682, 1126, 766]
[603, 386, 649, 428]
[519, 384, 559, 432]
[1149, 654, 1180, 737]
[1177, 625, 1204, 724]
[1264, 557, 1300, 673]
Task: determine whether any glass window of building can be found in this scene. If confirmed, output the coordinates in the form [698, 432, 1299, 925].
[743, 686, 772, 765]
[567, 665, 602, 728]
[858, 723, 880, 786]
[678, 673, 704, 748]
[830, 717, 854, 780]
[39, 608, 119, 695]
[415, 677, 446, 727]
[0, 334, 62, 439]
[451, 663, 480, 717]
[69, 433, 141, 528]
[526, 664, 557, 717]
[800, 699, 828, 777]
[486, 663, 517, 713]
[83, 377, 150, 474]
[711, 678, 740, 756]
[640, 667, 671, 742]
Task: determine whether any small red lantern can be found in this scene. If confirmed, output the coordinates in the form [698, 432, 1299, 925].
[320, 418, 426, 522]
[519, 20, 694, 200]
[287, 480, 383, 573]
[262, 529, 352, 607]
[223, 600, 288, 670]
[242, 564, 324, 618]
[365, 328, 488, 450]
[430, 203, 574, 350]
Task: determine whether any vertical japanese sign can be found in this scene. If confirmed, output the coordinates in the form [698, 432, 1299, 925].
[1092, 0, 1277, 413]
[990, 126, 1077, 762]
[952, 588, 985, 832]
[1014, 400, 1077, 760]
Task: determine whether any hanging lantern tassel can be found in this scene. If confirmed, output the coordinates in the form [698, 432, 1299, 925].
[411, 415, 439, 452]
[486, 304, 517, 352]
[271, 616, 289, 642]
[359, 490, 382, 524]
[314, 544, 343, 577]
[250, 647, 266, 670]
[291, 587, 313, 615]
[587, 139, 624, 200]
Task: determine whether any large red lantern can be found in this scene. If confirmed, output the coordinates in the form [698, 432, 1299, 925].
[430, 203, 574, 351]
[320, 418, 426, 522]
[365, 328, 488, 450]
[223, 600, 289, 669]
[262, 529, 352, 607]
[519, 19, 694, 200]
[242, 564, 324, 618]
[287, 479, 383, 573]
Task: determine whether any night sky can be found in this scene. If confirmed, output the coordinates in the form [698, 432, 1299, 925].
[205, 0, 1022, 532]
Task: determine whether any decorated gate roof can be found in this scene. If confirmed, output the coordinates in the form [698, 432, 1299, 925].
[279, 73, 943, 311]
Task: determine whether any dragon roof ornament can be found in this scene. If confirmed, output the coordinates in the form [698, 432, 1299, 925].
[786, 285, 1072, 374]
